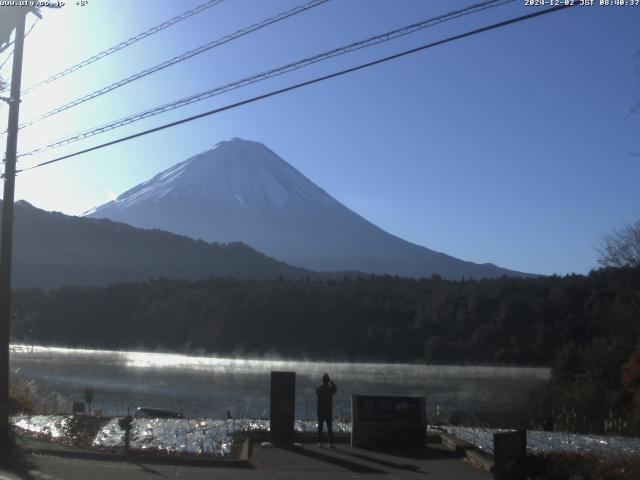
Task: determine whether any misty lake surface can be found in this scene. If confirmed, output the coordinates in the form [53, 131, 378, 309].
[10, 345, 549, 420]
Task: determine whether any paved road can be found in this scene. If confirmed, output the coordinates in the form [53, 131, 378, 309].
[0, 468, 24, 480]
[1, 443, 490, 480]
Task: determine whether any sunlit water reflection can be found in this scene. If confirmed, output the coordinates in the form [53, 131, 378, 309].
[10, 345, 548, 419]
[12, 347, 639, 458]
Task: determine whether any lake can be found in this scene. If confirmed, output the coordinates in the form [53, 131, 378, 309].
[10, 345, 548, 420]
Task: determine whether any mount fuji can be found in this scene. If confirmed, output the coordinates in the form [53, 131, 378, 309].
[87, 138, 527, 279]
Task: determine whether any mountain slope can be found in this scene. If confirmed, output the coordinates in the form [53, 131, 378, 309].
[4, 200, 315, 289]
[88, 138, 529, 279]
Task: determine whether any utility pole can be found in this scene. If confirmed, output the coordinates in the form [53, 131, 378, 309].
[0, 7, 27, 457]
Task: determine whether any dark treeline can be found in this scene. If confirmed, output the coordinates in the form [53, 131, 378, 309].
[9, 267, 636, 366]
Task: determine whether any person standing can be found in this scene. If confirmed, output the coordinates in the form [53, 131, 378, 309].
[316, 373, 337, 448]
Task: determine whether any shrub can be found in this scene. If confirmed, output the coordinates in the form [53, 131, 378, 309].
[9, 369, 38, 415]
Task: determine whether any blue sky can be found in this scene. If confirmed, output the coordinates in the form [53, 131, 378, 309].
[0, 0, 638, 276]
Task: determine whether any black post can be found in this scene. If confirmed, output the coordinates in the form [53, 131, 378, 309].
[0, 8, 27, 457]
[270, 371, 295, 444]
[493, 430, 527, 480]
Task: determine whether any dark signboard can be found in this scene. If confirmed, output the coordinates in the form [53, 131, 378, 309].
[270, 371, 295, 444]
[356, 395, 422, 423]
[351, 395, 426, 449]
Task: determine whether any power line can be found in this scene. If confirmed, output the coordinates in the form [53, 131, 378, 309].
[0, 19, 38, 82]
[0, 40, 14, 57]
[14, 4, 576, 177]
[15, 0, 329, 131]
[18, 0, 514, 158]
[0, 50, 14, 73]
[0, 0, 226, 95]
[0, 18, 38, 79]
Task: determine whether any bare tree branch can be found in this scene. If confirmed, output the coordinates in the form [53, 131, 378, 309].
[599, 219, 640, 326]
[599, 220, 640, 269]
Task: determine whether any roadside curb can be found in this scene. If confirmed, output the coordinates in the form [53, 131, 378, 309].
[21, 437, 253, 469]
[464, 448, 494, 473]
[439, 432, 476, 454]
[437, 432, 496, 473]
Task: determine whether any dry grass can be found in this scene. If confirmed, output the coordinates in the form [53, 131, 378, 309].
[9, 370, 38, 415]
[528, 452, 640, 480]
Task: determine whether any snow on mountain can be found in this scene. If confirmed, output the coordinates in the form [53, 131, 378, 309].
[87, 138, 528, 279]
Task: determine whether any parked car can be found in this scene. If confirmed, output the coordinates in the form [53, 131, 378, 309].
[133, 407, 183, 419]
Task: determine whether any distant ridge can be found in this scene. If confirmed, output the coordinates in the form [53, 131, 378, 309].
[87, 138, 530, 279]
[4, 200, 317, 289]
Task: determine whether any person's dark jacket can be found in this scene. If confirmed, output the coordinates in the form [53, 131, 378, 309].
[316, 381, 337, 416]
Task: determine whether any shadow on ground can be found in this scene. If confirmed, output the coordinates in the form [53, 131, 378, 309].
[273, 444, 461, 475]
[275, 445, 386, 474]
[356, 444, 465, 460]
[2, 453, 40, 480]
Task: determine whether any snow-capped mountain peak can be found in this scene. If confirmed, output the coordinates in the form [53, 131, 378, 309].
[94, 138, 331, 213]
[87, 138, 527, 279]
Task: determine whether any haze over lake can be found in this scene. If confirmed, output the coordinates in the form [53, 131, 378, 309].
[11, 346, 548, 420]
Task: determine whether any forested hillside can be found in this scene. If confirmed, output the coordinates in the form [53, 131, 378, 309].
[3, 200, 317, 288]
[10, 267, 636, 365]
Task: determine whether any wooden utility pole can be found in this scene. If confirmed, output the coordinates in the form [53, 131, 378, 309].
[0, 8, 27, 457]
